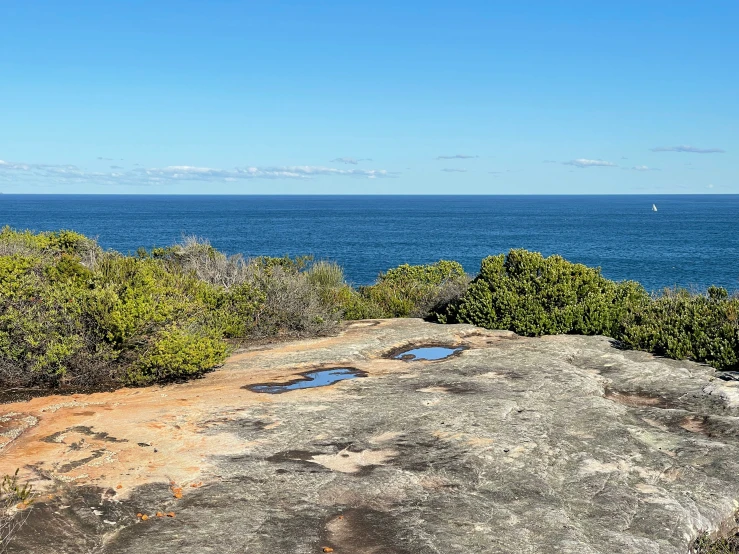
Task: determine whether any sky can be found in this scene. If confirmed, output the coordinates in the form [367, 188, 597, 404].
[1, 1, 737, 194]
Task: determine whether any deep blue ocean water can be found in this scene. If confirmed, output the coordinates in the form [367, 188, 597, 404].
[0, 195, 737, 292]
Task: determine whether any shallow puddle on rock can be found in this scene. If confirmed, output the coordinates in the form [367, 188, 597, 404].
[246, 368, 367, 394]
[394, 346, 464, 361]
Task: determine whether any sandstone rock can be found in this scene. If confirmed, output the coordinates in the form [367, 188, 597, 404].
[2, 318, 739, 553]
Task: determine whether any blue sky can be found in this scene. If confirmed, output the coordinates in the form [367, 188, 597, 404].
[1, 1, 736, 194]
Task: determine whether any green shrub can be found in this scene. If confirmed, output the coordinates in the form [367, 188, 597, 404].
[241, 263, 341, 337]
[88, 255, 204, 347]
[3, 227, 738, 390]
[356, 260, 469, 318]
[445, 249, 739, 371]
[306, 261, 345, 292]
[0, 226, 92, 256]
[127, 325, 230, 384]
[0, 253, 99, 386]
[335, 286, 386, 320]
[303, 261, 390, 321]
[198, 282, 260, 338]
[0, 230, 341, 389]
[447, 250, 649, 336]
[620, 288, 739, 370]
[0, 230, 231, 388]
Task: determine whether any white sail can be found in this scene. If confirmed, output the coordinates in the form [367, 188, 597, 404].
[652, 204, 657, 212]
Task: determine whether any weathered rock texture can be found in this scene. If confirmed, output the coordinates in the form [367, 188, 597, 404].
[3, 319, 739, 553]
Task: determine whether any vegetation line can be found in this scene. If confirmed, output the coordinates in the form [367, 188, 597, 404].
[1, 226, 737, 392]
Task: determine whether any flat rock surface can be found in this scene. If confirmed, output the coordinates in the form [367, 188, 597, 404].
[3, 319, 739, 553]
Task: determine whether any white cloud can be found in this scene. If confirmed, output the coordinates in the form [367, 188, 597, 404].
[441, 168, 467, 173]
[563, 158, 617, 168]
[0, 158, 397, 186]
[330, 157, 372, 165]
[631, 165, 659, 171]
[650, 145, 725, 154]
[331, 157, 358, 165]
[0, 160, 31, 170]
[1, 160, 82, 173]
[436, 154, 477, 160]
[142, 165, 395, 181]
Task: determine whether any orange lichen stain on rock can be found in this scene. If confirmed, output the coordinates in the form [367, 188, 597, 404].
[0, 324, 413, 499]
[167, 512, 176, 518]
[432, 429, 467, 441]
[466, 436, 496, 447]
[190, 481, 202, 488]
[679, 416, 709, 434]
[605, 390, 662, 408]
[369, 431, 403, 444]
[419, 476, 454, 490]
[322, 548, 334, 553]
[0, 391, 246, 497]
[141, 514, 149, 521]
[156, 512, 164, 517]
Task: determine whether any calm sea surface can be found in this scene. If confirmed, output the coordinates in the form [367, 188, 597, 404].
[1, 195, 737, 292]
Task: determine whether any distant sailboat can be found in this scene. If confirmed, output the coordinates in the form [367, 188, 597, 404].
[652, 204, 658, 212]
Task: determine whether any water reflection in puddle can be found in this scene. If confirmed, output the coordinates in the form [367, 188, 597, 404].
[394, 346, 464, 361]
[246, 368, 367, 394]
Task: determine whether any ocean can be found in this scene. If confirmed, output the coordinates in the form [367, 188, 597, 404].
[0, 194, 737, 292]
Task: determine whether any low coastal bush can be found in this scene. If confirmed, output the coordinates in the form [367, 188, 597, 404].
[445, 249, 649, 336]
[443, 249, 739, 371]
[620, 286, 739, 370]
[0, 232, 107, 387]
[1, 228, 737, 391]
[353, 260, 470, 319]
[0, 230, 343, 389]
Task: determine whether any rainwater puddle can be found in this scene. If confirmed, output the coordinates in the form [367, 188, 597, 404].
[246, 368, 367, 394]
[394, 346, 464, 361]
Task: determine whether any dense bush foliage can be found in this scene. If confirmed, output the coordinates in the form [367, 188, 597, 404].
[446, 249, 649, 336]
[620, 286, 739, 370]
[1, 228, 737, 391]
[0, 229, 107, 387]
[0, 229, 345, 388]
[443, 249, 739, 371]
[354, 260, 470, 318]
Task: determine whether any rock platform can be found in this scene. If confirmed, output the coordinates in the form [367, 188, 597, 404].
[3, 319, 739, 553]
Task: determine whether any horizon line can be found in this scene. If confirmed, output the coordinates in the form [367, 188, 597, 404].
[1, 193, 737, 197]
